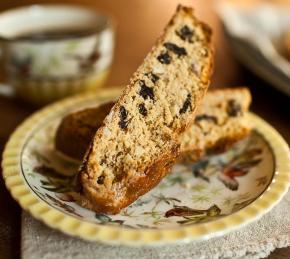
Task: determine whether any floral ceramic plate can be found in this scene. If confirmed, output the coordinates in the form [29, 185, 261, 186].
[2, 88, 290, 246]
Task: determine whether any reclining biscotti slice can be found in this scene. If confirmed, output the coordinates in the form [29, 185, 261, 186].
[55, 88, 251, 162]
[77, 5, 213, 214]
[179, 87, 252, 162]
[55, 102, 113, 160]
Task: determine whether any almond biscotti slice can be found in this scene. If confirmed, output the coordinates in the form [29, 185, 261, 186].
[179, 87, 252, 162]
[77, 5, 213, 214]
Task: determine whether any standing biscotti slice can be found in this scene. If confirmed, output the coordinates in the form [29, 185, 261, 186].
[77, 5, 213, 214]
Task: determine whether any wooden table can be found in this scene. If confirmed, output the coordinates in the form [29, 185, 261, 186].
[0, 1, 289, 258]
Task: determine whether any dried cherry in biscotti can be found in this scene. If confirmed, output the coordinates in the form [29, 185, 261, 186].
[195, 114, 218, 124]
[179, 94, 192, 114]
[227, 99, 242, 117]
[146, 72, 160, 84]
[118, 106, 129, 130]
[138, 103, 148, 116]
[139, 80, 155, 101]
[157, 52, 171, 64]
[176, 25, 194, 42]
[97, 175, 105, 184]
[164, 42, 187, 57]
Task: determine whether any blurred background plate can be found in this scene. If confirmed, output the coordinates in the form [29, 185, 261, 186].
[217, 2, 290, 96]
[224, 32, 290, 96]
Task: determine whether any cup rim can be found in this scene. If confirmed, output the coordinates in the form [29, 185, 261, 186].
[0, 4, 115, 42]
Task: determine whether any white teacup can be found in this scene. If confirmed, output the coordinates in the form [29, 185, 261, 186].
[0, 5, 115, 105]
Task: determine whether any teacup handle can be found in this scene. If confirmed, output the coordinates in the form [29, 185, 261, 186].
[0, 40, 14, 97]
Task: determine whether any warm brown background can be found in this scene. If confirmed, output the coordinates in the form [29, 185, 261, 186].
[0, 0, 289, 258]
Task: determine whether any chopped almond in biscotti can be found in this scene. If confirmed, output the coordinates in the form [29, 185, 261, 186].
[76, 5, 213, 214]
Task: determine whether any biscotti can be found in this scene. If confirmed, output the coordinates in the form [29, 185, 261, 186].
[77, 5, 213, 214]
[55, 88, 251, 162]
[179, 87, 252, 162]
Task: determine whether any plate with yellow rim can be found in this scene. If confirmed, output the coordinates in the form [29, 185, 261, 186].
[2, 88, 290, 246]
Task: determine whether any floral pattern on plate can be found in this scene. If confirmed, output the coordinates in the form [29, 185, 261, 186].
[21, 115, 274, 229]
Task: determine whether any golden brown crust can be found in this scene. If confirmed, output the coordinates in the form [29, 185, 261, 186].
[79, 143, 179, 214]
